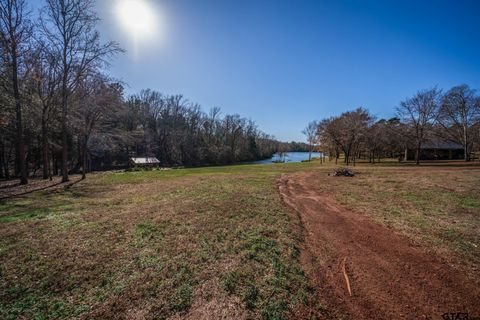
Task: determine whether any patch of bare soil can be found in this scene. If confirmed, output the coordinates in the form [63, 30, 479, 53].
[279, 171, 480, 320]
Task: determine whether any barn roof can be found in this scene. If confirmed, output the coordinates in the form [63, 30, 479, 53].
[130, 157, 160, 164]
[422, 140, 463, 150]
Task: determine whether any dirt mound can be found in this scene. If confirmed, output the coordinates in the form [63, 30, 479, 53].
[278, 171, 480, 320]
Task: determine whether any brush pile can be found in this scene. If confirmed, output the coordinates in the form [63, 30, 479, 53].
[332, 167, 355, 177]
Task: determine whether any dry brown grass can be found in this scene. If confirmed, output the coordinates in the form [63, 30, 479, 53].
[1, 161, 479, 319]
[315, 165, 480, 276]
[0, 163, 324, 320]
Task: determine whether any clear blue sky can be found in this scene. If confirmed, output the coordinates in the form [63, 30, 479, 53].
[66, 1, 480, 141]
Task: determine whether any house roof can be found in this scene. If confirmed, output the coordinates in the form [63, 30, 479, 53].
[422, 140, 463, 150]
[130, 157, 160, 164]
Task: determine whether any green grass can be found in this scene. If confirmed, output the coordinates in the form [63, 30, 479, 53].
[1, 160, 478, 319]
[0, 204, 74, 223]
[0, 161, 325, 319]
[98, 163, 296, 184]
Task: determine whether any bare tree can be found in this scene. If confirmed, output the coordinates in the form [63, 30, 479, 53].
[0, 3, 280, 179]
[345, 109, 368, 165]
[223, 114, 245, 163]
[315, 109, 372, 166]
[41, 0, 122, 182]
[302, 120, 317, 161]
[397, 88, 440, 165]
[30, 41, 61, 179]
[473, 121, 480, 156]
[0, 0, 32, 184]
[317, 117, 341, 164]
[438, 85, 479, 161]
[365, 120, 386, 163]
[0, 75, 14, 179]
[73, 73, 122, 179]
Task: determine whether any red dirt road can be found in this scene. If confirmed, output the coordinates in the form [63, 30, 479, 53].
[279, 171, 480, 320]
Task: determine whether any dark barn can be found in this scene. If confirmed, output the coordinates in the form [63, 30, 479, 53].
[407, 141, 464, 160]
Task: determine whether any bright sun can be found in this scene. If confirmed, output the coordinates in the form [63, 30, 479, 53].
[116, 0, 156, 40]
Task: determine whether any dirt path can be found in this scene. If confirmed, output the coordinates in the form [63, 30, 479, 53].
[279, 171, 480, 320]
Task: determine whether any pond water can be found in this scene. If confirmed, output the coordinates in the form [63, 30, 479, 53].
[253, 152, 322, 164]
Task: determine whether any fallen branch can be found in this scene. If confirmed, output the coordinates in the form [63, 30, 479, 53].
[342, 257, 352, 296]
[331, 167, 355, 177]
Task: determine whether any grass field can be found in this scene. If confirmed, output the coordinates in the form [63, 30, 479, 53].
[0, 161, 479, 319]
[318, 165, 480, 272]
[0, 163, 325, 320]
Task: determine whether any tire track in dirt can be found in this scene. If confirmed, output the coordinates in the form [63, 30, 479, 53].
[278, 171, 480, 320]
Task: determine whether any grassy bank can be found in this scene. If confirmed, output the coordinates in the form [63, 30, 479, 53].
[0, 162, 324, 320]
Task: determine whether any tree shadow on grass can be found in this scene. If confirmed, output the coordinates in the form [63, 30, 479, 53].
[0, 177, 83, 201]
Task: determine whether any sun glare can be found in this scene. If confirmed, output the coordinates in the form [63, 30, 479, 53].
[116, 0, 156, 40]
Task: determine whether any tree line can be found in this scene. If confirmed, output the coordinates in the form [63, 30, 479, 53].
[121, 90, 278, 167]
[0, 0, 282, 185]
[309, 85, 480, 165]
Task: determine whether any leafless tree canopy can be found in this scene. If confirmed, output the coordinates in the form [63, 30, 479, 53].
[302, 120, 317, 161]
[0, 0, 33, 184]
[396, 88, 440, 164]
[41, 0, 123, 182]
[0, 0, 286, 183]
[1, 1, 480, 182]
[437, 85, 480, 161]
[312, 86, 480, 165]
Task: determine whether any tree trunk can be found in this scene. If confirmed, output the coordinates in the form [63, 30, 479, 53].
[11, 45, 28, 185]
[51, 146, 57, 177]
[61, 85, 69, 182]
[82, 135, 88, 180]
[88, 153, 92, 173]
[463, 124, 468, 161]
[61, 30, 70, 182]
[41, 116, 49, 179]
[415, 144, 421, 165]
[0, 139, 5, 179]
[5, 144, 12, 180]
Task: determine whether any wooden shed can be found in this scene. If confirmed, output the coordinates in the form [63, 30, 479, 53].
[129, 157, 160, 168]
